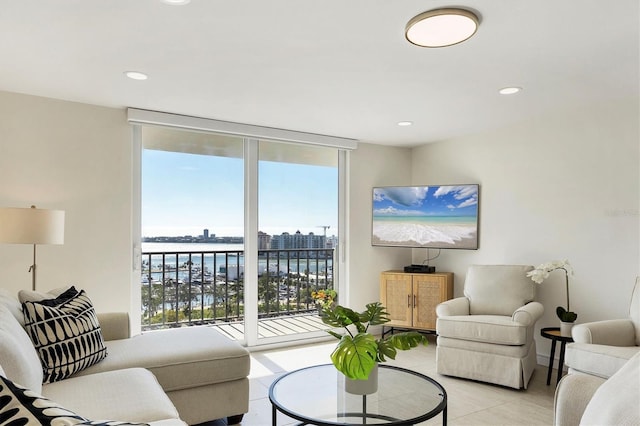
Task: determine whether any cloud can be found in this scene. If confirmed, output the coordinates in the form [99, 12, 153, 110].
[434, 185, 478, 209]
[374, 206, 424, 216]
[376, 186, 429, 207]
[458, 197, 478, 208]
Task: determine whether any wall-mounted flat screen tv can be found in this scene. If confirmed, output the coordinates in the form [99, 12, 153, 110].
[372, 184, 479, 249]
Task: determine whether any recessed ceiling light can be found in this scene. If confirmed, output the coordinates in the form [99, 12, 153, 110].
[406, 8, 479, 48]
[499, 87, 522, 95]
[397, 121, 413, 127]
[125, 71, 148, 81]
[161, 0, 190, 4]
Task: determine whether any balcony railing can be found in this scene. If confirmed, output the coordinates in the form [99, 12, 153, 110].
[141, 248, 334, 330]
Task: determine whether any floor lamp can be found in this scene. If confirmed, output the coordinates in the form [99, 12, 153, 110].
[0, 205, 65, 291]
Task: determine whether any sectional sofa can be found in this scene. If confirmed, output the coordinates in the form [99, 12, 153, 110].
[0, 287, 250, 425]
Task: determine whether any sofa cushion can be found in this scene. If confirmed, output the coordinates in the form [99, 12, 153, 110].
[22, 290, 107, 383]
[43, 368, 182, 424]
[0, 374, 87, 424]
[74, 327, 250, 392]
[565, 342, 640, 378]
[0, 304, 43, 393]
[436, 315, 529, 345]
[580, 352, 640, 425]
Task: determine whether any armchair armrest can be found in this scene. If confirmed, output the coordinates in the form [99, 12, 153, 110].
[512, 301, 544, 326]
[572, 319, 636, 346]
[553, 373, 605, 426]
[97, 312, 131, 341]
[436, 297, 470, 317]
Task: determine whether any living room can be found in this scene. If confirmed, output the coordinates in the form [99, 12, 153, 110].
[0, 1, 638, 425]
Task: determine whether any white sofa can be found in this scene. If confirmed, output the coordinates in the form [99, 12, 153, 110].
[554, 351, 640, 426]
[0, 288, 250, 425]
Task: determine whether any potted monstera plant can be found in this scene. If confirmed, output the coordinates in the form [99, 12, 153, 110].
[319, 300, 427, 393]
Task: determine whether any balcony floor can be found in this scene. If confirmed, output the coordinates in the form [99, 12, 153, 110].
[210, 313, 327, 340]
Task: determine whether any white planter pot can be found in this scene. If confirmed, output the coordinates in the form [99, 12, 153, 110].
[345, 364, 378, 395]
[560, 321, 574, 337]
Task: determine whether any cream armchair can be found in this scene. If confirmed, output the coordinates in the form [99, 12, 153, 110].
[565, 277, 640, 379]
[435, 264, 544, 389]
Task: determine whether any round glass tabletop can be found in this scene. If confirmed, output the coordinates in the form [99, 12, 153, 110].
[269, 364, 447, 425]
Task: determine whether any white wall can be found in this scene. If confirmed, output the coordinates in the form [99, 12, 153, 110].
[409, 99, 639, 358]
[2, 89, 637, 362]
[347, 143, 412, 310]
[0, 91, 134, 314]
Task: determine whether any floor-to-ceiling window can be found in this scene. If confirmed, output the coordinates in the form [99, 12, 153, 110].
[130, 109, 355, 347]
[253, 139, 338, 345]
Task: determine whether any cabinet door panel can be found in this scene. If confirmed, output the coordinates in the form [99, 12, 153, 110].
[380, 274, 412, 327]
[413, 275, 444, 330]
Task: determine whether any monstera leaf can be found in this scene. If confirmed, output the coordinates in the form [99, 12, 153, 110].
[321, 300, 429, 380]
[330, 333, 378, 379]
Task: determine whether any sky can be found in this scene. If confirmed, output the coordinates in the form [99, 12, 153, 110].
[373, 185, 478, 217]
[142, 150, 338, 238]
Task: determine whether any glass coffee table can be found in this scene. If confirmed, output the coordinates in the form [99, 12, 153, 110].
[269, 364, 447, 425]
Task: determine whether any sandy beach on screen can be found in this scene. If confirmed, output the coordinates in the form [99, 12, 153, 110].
[372, 221, 478, 249]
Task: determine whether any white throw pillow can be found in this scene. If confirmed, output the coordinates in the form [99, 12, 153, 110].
[0, 288, 24, 326]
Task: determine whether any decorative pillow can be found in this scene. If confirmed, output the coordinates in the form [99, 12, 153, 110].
[18, 285, 78, 304]
[0, 374, 87, 425]
[22, 290, 107, 383]
[0, 375, 149, 426]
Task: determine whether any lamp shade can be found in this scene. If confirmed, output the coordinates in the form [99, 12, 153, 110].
[0, 206, 65, 245]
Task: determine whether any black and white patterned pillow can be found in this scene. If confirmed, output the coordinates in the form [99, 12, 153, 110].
[0, 374, 87, 425]
[22, 290, 108, 383]
[0, 375, 149, 426]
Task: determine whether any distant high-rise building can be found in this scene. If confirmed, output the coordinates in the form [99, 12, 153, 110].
[269, 230, 326, 250]
[258, 231, 271, 250]
[203, 229, 209, 239]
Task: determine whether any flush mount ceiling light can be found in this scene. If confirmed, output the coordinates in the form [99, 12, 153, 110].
[161, 0, 190, 4]
[405, 8, 479, 48]
[124, 71, 148, 81]
[499, 87, 522, 95]
[397, 121, 413, 127]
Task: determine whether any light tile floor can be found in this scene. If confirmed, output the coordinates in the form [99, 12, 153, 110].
[217, 335, 556, 425]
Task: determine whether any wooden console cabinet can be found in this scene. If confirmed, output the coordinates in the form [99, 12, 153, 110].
[380, 270, 453, 332]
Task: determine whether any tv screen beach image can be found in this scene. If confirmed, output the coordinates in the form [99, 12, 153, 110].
[372, 185, 479, 249]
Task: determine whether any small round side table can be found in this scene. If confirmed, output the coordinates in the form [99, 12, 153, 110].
[540, 327, 574, 386]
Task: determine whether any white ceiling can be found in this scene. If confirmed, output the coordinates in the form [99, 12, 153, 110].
[1, 1, 638, 147]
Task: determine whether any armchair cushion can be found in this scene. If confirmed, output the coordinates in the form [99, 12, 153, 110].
[464, 265, 535, 315]
[436, 315, 529, 345]
[565, 343, 639, 379]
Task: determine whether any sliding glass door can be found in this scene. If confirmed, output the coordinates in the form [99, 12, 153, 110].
[253, 139, 338, 345]
[135, 117, 349, 347]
